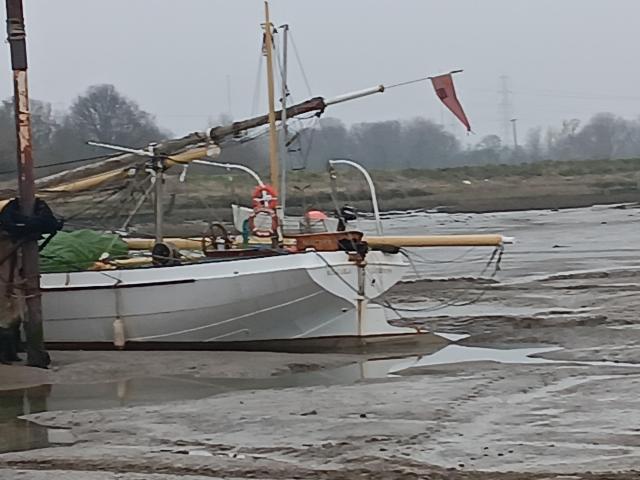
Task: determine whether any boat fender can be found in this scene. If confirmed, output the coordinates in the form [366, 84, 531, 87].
[248, 208, 278, 238]
[251, 184, 278, 210]
[113, 318, 126, 349]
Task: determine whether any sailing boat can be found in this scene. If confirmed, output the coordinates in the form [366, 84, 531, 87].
[36, 3, 412, 349]
[1, 2, 510, 350]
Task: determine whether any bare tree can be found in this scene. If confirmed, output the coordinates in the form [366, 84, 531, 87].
[0, 99, 59, 178]
[525, 127, 544, 161]
[49, 84, 169, 164]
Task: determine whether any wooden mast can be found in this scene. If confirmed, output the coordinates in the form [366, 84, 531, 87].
[263, 1, 279, 189]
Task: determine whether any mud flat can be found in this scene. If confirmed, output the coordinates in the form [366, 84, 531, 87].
[2, 361, 640, 479]
[2, 207, 640, 479]
[2, 269, 640, 479]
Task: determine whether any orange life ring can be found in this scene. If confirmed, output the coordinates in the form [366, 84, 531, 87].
[252, 184, 278, 210]
[248, 207, 278, 238]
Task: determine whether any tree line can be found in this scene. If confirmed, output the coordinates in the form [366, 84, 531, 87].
[0, 84, 167, 179]
[288, 113, 640, 171]
[2, 83, 640, 180]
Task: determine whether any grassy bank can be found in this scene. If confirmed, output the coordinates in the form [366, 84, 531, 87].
[167, 157, 640, 216]
[45, 157, 640, 229]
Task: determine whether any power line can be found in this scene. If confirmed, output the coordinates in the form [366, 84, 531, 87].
[0, 153, 117, 176]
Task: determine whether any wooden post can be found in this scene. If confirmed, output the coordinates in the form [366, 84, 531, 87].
[5, 0, 49, 367]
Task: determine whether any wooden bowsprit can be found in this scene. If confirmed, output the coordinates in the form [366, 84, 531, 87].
[364, 234, 514, 248]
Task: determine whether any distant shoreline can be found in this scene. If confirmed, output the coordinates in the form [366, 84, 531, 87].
[24, 156, 640, 230]
[386, 192, 640, 215]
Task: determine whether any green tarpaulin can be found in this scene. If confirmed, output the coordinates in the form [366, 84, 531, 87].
[40, 230, 128, 273]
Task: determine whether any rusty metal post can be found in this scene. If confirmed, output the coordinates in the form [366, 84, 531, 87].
[5, 0, 49, 368]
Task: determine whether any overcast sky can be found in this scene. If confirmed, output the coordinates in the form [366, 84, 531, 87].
[1, 0, 638, 146]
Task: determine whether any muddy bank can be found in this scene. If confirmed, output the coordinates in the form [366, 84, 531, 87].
[387, 267, 640, 363]
[2, 361, 640, 479]
[4, 263, 640, 480]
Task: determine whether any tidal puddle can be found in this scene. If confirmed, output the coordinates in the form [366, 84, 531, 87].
[384, 345, 561, 374]
[2, 343, 638, 454]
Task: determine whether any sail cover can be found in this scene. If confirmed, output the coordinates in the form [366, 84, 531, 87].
[39, 229, 128, 273]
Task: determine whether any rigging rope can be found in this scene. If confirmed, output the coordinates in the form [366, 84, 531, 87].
[251, 47, 265, 116]
[401, 246, 481, 265]
[312, 244, 504, 320]
[385, 76, 431, 90]
[288, 30, 313, 98]
[0, 152, 120, 176]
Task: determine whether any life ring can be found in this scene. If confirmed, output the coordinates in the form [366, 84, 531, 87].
[252, 184, 278, 210]
[248, 207, 278, 238]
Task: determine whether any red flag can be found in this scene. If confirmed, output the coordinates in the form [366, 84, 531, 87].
[430, 73, 471, 132]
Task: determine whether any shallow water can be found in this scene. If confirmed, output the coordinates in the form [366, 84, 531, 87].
[358, 203, 640, 281]
[367, 204, 640, 326]
[4, 341, 640, 454]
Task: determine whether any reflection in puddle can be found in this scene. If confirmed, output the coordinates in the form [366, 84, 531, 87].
[2, 343, 639, 455]
[383, 345, 561, 374]
[0, 385, 66, 454]
[370, 345, 640, 375]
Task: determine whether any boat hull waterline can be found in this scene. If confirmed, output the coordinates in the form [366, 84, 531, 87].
[41, 251, 421, 349]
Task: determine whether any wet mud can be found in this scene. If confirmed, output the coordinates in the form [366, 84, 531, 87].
[1, 205, 640, 479]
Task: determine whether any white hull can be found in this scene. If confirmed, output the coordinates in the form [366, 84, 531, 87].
[41, 251, 418, 348]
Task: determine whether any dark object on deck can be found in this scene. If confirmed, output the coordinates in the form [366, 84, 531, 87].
[336, 205, 357, 232]
[0, 198, 63, 243]
[0, 326, 20, 364]
[340, 205, 358, 221]
[152, 242, 182, 266]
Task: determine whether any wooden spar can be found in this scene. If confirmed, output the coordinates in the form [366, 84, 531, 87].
[42, 169, 126, 193]
[0, 83, 381, 198]
[0, 146, 215, 204]
[365, 234, 510, 248]
[125, 237, 208, 250]
[263, 1, 279, 189]
[123, 234, 512, 251]
[0, 80, 386, 198]
[164, 146, 217, 168]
